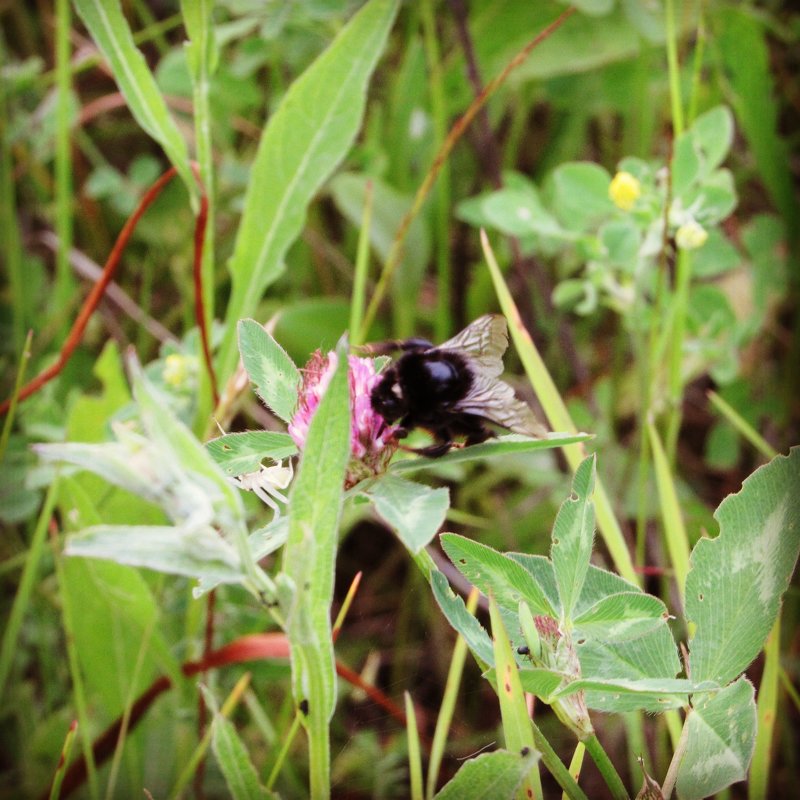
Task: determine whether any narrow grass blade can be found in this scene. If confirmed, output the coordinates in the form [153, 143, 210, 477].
[647, 422, 691, 603]
[480, 229, 637, 586]
[426, 588, 479, 799]
[73, 0, 192, 193]
[405, 692, 424, 800]
[488, 596, 541, 799]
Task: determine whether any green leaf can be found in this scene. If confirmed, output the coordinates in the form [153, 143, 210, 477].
[441, 534, 555, 618]
[691, 105, 735, 179]
[206, 431, 298, 477]
[676, 677, 757, 800]
[281, 338, 351, 791]
[430, 570, 495, 667]
[551, 455, 596, 623]
[238, 319, 300, 423]
[479, 186, 564, 238]
[389, 433, 592, 473]
[576, 625, 682, 712]
[433, 749, 537, 800]
[547, 162, 614, 232]
[65, 524, 243, 587]
[73, 0, 192, 192]
[686, 448, 800, 685]
[211, 708, 274, 799]
[219, 0, 400, 379]
[488, 597, 539, 797]
[671, 132, 701, 197]
[572, 591, 668, 643]
[361, 475, 449, 554]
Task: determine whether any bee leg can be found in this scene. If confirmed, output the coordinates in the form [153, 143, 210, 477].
[406, 441, 455, 458]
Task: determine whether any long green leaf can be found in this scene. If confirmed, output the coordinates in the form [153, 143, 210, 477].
[281, 339, 351, 799]
[73, 0, 192, 193]
[488, 597, 541, 799]
[219, 0, 400, 380]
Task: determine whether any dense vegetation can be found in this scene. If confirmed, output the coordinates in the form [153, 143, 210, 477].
[1, 1, 798, 798]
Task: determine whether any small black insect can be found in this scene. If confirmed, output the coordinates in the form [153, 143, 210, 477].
[367, 315, 545, 457]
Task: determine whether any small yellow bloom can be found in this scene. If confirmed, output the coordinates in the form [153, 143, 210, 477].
[163, 354, 189, 387]
[675, 220, 708, 250]
[609, 171, 641, 211]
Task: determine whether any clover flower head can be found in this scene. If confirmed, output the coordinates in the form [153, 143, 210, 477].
[675, 219, 708, 250]
[609, 171, 641, 211]
[288, 350, 398, 487]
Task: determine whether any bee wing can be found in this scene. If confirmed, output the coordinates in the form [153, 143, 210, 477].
[458, 373, 547, 437]
[439, 315, 508, 378]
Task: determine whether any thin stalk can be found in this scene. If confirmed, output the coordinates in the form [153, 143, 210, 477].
[405, 692, 424, 800]
[664, 0, 684, 137]
[0, 331, 33, 463]
[749, 616, 780, 800]
[562, 742, 585, 800]
[707, 390, 778, 459]
[0, 477, 59, 701]
[0, 31, 25, 353]
[648, 422, 691, 601]
[661, 713, 690, 799]
[168, 673, 252, 800]
[49, 721, 79, 800]
[349, 180, 374, 347]
[54, 0, 76, 317]
[686, 8, 706, 127]
[583, 734, 630, 800]
[481, 230, 638, 586]
[265, 711, 303, 791]
[420, 0, 452, 342]
[529, 721, 589, 800]
[664, 248, 692, 459]
[52, 511, 100, 800]
[183, 0, 218, 428]
[425, 588, 479, 799]
[358, 7, 576, 341]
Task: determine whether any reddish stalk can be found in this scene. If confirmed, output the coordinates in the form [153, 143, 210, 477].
[43, 632, 418, 800]
[1, 162, 218, 415]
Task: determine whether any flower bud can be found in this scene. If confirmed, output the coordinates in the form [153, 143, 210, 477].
[675, 219, 708, 250]
[609, 171, 641, 211]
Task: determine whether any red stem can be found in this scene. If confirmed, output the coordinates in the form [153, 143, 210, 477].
[1, 163, 218, 414]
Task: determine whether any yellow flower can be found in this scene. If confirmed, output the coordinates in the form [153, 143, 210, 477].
[675, 220, 709, 250]
[609, 171, 641, 211]
[163, 354, 190, 387]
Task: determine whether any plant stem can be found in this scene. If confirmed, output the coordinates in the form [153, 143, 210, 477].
[583, 734, 630, 800]
[661, 713, 690, 799]
[707, 390, 778, 460]
[426, 588, 479, 798]
[420, 0, 452, 342]
[349, 180, 374, 347]
[54, 0, 76, 322]
[529, 721, 589, 800]
[664, 0, 684, 137]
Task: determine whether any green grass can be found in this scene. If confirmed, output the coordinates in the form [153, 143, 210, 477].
[1, 2, 797, 798]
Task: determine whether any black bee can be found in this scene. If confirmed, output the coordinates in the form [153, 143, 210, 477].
[367, 315, 545, 457]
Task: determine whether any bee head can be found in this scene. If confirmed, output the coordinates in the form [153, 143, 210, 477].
[370, 369, 406, 423]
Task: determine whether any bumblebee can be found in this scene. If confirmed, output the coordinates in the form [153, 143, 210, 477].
[368, 315, 545, 456]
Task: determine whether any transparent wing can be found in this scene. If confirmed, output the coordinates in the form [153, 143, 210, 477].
[439, 315, 508, 378]
[457, 373, 547, 437]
